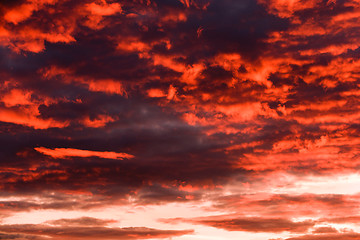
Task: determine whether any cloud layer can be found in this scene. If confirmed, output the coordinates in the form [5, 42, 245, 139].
[1, 0, 360, 239]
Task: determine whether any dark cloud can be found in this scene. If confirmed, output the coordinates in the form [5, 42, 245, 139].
[0, 233, 44, 240]
[45, 217, 117, 226]
[282, 232, 360, 240]
[161, 215, 315, 233]
[0, 224, 194, 240]
[312, 227, 339, 234]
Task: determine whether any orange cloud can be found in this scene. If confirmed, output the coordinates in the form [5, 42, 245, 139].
[85, 2, 121, 16]
[259, 0, 318, 18]
[3, 0, 57, 25]
[81, 115, 116, 128]
[147, 89, 167, 98]
[88, 79, 126, 96]
[0, 0, 123, 53]
[1, 89, 33, 107]
[0, 107, 68, 129]
[34, 147, 134, 160]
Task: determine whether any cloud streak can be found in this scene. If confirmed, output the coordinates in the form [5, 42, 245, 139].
[34, 147, 134, 160]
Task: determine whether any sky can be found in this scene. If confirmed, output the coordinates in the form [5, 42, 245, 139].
[0, 0, 360, 239]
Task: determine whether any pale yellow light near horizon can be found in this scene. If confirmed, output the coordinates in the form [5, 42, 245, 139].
[3, 172, 360, 240]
